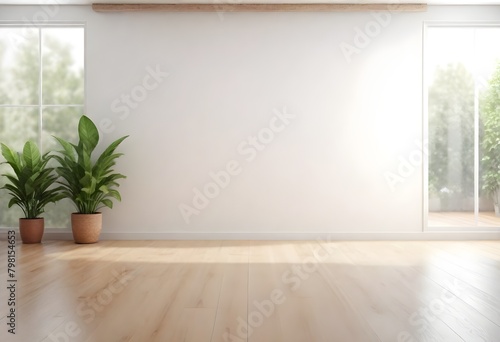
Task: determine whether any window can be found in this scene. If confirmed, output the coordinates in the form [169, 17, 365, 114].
[0, 25, 84, 228]
[424, 24, 500, 229]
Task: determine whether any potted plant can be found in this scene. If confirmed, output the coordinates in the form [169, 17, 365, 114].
[52, 115, 128, 244]
[0, 141, 64, 244]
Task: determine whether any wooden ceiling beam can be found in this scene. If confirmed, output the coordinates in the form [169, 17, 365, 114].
[92, 3, 428, 12]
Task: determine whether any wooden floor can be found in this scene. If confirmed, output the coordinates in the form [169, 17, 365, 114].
[428, 211, 500, 227]
[0, 240, 499, 342]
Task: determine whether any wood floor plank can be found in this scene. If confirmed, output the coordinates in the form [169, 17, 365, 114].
[386, 241, 500, 326]
[247, 242, 285, 342]
[210, 255, 248, 342]
[344, 241, 499, 341]
[0, 240, 498, 342]
[318, 241, 464, 342]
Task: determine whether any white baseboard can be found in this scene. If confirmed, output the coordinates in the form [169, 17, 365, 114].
[1, 228, 498, 241]
[93, 231, 500, 240]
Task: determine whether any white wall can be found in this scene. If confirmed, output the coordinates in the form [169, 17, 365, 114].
[1, 5, 500, 238]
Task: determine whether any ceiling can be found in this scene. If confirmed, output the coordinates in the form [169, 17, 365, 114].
[1, 0, 500, 5]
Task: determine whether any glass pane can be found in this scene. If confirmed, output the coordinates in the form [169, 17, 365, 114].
[0, 107, 39, 151]
[0, 160, 23, 228]
[427, 26, 500, 228]
[478, 28, 500, 227]
[44, 199, 73, 229]
[0, 27, 39, 105]
[42, 106, 82, 228]
[0, 107, 39, 227]
[42, 27, 84, 105]
[427, 28, 475, 227]
[42, 106, 82, 152]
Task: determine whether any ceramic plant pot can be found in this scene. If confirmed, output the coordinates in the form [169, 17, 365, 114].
[19, 218, 44, 244]
[71, 213, 102, 244]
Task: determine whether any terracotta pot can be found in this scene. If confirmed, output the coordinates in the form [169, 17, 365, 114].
[19, 218, 44, 244]
[71, 213, 102, 244]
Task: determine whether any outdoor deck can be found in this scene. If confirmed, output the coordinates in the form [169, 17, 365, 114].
[428, 211, 500, 228]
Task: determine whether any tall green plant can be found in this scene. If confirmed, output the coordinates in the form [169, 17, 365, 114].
[481, 62, 500, 199]
[53, 115, 128, 214]
[0, 141, 64, 218]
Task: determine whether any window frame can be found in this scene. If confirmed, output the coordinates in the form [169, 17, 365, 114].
[423, 21, 500, 232]
[0, 22, 86, 228]
[0, 21, 86, 152]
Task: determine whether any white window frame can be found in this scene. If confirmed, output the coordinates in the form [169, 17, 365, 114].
[0, 22, 86, 152]
[423, 21, 500, 232]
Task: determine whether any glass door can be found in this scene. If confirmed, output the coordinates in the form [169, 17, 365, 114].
[425, 24, 500, 229]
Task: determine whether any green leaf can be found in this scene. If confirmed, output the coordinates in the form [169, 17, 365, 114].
[8, 197, 19, 208]
[107, 189, 122, 202]
[95, 136, 128, 166]
[50, 115, 127, 213]
[53, 136, 77, 162]
[1, 143, 21, 176]
[78, 115, 99, 154]
[23, 141, 41, 170]
[0, 140, 63, 218]
[101, 199, 113, 209]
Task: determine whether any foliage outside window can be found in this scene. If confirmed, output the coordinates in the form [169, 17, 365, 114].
[481, 64, 500, 210]
[0, 26, 84, 228]
[428, 63, 476, 210]
[427, 25, 500, 225]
